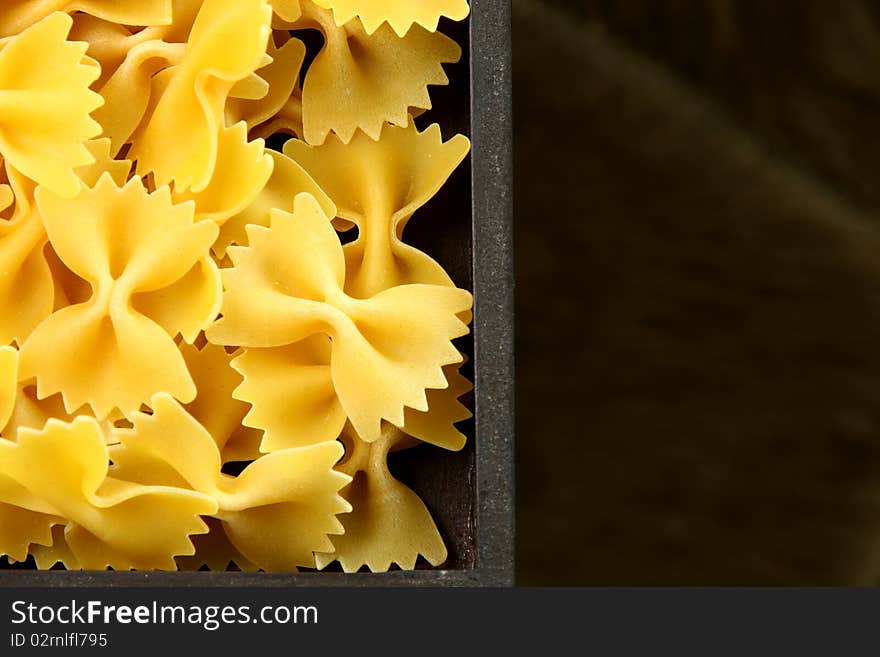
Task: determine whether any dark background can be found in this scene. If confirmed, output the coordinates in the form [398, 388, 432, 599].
[515, 0, 880, 584]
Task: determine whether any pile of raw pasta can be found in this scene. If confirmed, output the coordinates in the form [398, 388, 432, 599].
[0, 0, 473, 572]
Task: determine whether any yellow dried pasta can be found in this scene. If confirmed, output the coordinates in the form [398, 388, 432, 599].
[21, 176, 220, 419]
[312, 0, 470, 37]
[0, 417, 215, 569]
[0, 347, 18, 433]
[130, 0, 271, 191]
[0, 1, 172, 39]
[170, 122, 274, 225]
[225, 34, 306, 133]
[29, 525, 78, 570]
[282, 0, 462, 144]
[0, 13, 102, 197]
[0, 1, 473, 574]
[175, 516, 259, 572]
[283, 119, 471, 296]
[0, 207, 52, 346]
[111, 394, 351, 571]
[231, 337, 345, 452]
[316, 423, 447, 572]
[214, 147, 334, 257]
[179, 342, 263, 463]
[206, 193, 471, 443]
[278, 121, 475, 571]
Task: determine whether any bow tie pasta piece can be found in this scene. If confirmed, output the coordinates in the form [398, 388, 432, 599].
[0, 13, 103, 198]
[249, 93, 304, 142]
[0, 503, 63, 564]
[229, 65, 272, 102]
[2, 385, 82, 440]
[225, 35, 306, 133]
[0, 186, 13, 217]
[171, 122, 274, 225]
[293, 1, 460, 144]
[0, 1, 173, 39]
[113, 394, 352, 571]
[142, 0, 206, 43]
[69, 14, 170, 89]
[0, 415, 65, 567]
[220, 459, 348, 571]
[231, 341, 469, 452]
[46, 242, 93, 312]
[71, 2, 213, 157]
[77, 138, 133, 188]
[207, 193, 471, 443]
[29, 525, 78, 569]
[284, 120, 470, 297]
[401, 359, 472, 451]
[271, 0, 303, 23]
[312, 0, 470, 37]
[130, 0, 272, 192]
[20, 176, 220, 419]
[176, 516, 258, 572]
[316, 423, 446, 572]
[0, 417, 216, 570]
[69, 15, 134, 87]
[0, 450, 65, 566]
[1, 159, 37, 222]
[231, 336, 346, 451]
[92, 39, 187, 156]
[214, 148, 334, 258]
[1, 346, 122, 442]
[0, 347, 74, 441]
[0, 347, 16, 430]
[129, 258, 222, 349]
[179, 342, 264, 463]
[0, 208, 53, 347]
[2, 344, 127, 441]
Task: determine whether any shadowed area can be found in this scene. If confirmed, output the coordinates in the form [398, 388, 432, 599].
[515, 0, 880, 585]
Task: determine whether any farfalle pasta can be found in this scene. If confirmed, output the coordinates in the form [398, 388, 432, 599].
[0, 13, 102, 198]
[312, 0, 469, 37]
[0, 1, 173, 39]
[110, 394, 351, 570]
[0, 0, 473, 573]
[206, 193, 471, 443]
[225, 34, 305, 134]
[178, 342, 263, 463]
[0, 347, 17, 431]
[262, 0, 462, 144]
[214, 146, 334, 257]
[129, 0, 271, 191]
[0, 415, 215, 569]
[0, 205, 52, 346]
[315, 423, 447, 572]
[282, 118, 470, 296]
[21, 175, 220, 419]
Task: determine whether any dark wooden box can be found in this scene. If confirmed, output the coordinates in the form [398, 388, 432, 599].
[0, 0, 513, 588]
